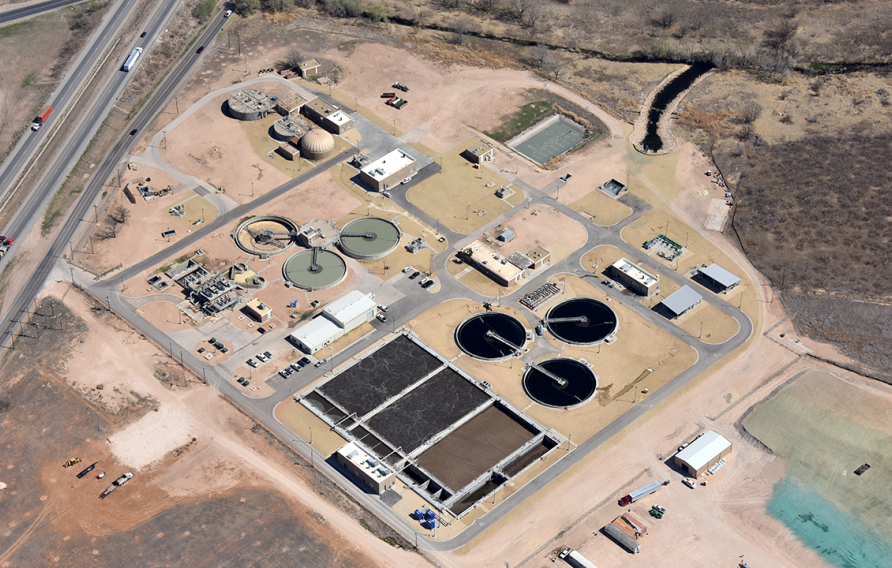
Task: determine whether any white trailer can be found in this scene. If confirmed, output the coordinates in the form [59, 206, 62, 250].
[123, 47, 143, 72]
[559, 548, 598, 568]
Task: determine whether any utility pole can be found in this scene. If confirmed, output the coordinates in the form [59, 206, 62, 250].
[175, 97, 179, 114]
[93, 204, 99, 223]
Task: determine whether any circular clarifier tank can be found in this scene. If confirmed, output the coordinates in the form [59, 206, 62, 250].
[455, 312, 527, 361]
[545, 298, 617, 345]
[282, 249, 347, 290]
[338, 217, 401, 260]
[523, 358, 598, 409]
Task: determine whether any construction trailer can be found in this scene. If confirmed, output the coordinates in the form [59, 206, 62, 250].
[559, 547, 598, 568]
[603, 513, 647, 554]
[619, 480, 663, 505]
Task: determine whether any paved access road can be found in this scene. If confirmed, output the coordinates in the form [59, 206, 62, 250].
[0, 6, 228, 345]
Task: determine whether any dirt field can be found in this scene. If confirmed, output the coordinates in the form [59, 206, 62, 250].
[0, 283, 421, 567]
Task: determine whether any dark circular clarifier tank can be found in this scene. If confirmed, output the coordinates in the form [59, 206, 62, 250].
[455, 312, 527, 361]
[523, 358, 597, 408]
[545, 298, 617, 345]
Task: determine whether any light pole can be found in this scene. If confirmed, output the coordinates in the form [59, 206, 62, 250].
[699, 321, 703, 338]
[201, 208, 205, 223]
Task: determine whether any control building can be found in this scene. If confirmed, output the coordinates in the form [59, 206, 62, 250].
[610, 258, 659, 297]
[359, 149, 417, 192]
[335, 442, 395, 494]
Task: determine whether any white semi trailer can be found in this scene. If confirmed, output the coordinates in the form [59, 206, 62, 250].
[559, 548, 598, 568]
[123, 47, 143, 72]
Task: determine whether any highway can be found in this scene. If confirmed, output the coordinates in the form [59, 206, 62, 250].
[0, 6, 228, 343]
[0, 0, 85, 25]
[0, 0, 137, 207]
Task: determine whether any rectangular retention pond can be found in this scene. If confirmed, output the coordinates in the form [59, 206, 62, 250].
[508, 114, 585, 164]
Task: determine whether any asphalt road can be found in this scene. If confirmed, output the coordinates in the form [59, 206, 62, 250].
[0, 5, 227, 344]
[0, 0, 84, 25]
[0, 0, 137, 208]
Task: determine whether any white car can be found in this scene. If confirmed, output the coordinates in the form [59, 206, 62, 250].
[378, 304, 389, 312]
[401, 177, 412, 185]
[376, 314, 387, 323]
[224, 9, 233, 17]
[247, 359, 259, 368]
[402, 266, 413, 273]
[682, 478, 696, 489]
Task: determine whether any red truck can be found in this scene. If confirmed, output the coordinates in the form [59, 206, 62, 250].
[31, 106, 52, 131]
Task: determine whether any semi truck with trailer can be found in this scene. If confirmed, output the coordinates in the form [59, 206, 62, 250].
[122, 47, 143, 72]
[99, 472, 133, 499]
[559, 548, 598, 568]
[619, 480, 664, 505]
[31, 106, 52, 131]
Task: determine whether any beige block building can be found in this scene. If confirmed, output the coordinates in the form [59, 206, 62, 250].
[335, 442, 395, 494]
[244, 299, 272, 322]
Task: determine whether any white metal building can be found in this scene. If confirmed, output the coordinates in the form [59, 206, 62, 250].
[323, 291, 377, 332]
[289, 291, 376, 353]
[289, 317, 344, 353]
[674, 430, 732, 477]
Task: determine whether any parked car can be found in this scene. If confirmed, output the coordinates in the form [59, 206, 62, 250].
[402, 266, 413, 273]
[300, 357, 311, 365]
[279, 370, 289, 378]
[376, 314, 387, 323]
[378, 304, 389, 312]
[401, 177, 412, 185]
[421, 280, 435, 289]
[535, 325, 544, 336]
[290, 363, 302, 372]
[263, 350, 273, 359]
[682, 479, 696, 489]
[247, 359, 259, 368]
[419, 277, 430, 285]
[256, 354, 267, 362]
[409, 271, 421, 280]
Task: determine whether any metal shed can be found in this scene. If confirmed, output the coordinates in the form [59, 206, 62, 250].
[660, 285, 702, 319]
[699, 263, 741, 293]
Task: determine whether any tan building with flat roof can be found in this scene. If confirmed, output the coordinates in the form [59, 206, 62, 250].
[335, 442, 395, 494]
[460, 240, 523, 286]
[298, 58, 321, 77]
[462, 141, 494, 164]
[302, 98, 354, 134]
[244, 298, 272, 322]
[276, 93, 307, 116]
